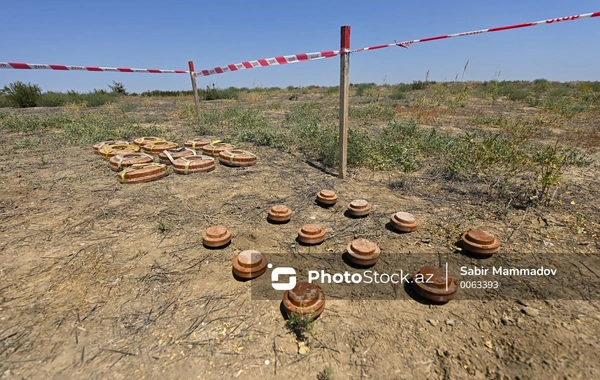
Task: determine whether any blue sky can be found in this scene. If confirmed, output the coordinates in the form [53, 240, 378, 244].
[1, 0, 599, 93]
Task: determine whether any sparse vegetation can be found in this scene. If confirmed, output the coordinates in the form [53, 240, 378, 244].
[317, 367, 334, 380]
[3, 78, 598, 210]
[2, 81, 42, 108]
[0, 102, 160, 144]
[285, 311, 316, 342]
[108, 81, 128, 95]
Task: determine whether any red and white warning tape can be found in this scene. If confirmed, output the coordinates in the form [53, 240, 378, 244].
[191, 10, 600, 77]
[351, 11, 600, 53]
[192, 50, 339, 78]
[1, 11, 598, 78]
[0, 61, 189, 74]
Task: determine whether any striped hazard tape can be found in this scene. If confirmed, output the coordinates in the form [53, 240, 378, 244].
[2, 11, 598, 78]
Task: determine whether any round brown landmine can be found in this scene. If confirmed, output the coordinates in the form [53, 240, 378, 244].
[232, 250, 269, 279]
[158, 147, 196, 165]
[267, 205, 292, 223]
[282, 281, 326, 318]
[93, 140, 129, 153]
[133, 136, 166, 147]
[201, 142, 235, 157]
[202, 225, 232, 248]
[218, 149, 257, 167]
[116, 163, 168, 184]
[412, 266, 459, 304]
[172, 155, 216, 174]
[346, 238, 380, 266]
[141, 141, 179, 154]
[109, 152, 154, 171]
[347, 199, 372, 217]
[297, 224, 326, 245]
[461, 229, 500, 257]
[316, 190, 338, 206]
[184, 138, 213, 150]
[97, 143, 140, 159]
[390, 211, 419, 232]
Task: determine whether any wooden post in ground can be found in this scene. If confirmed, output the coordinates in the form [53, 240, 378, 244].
[188, 61, 202, 126]
[338, 26, 351, 179]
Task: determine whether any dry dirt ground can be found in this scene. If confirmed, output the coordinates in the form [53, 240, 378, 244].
[1, 94, 599, 380]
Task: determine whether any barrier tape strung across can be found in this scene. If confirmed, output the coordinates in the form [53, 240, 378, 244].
[351, 10, 600, 53]
[0, 61, 189, 74]
[191, 10, 600, 78]
[192, 50, 339, 78]
[1, 11, 598, 77]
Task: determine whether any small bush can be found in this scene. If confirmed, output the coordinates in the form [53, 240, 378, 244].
[497, 82, 530, 101]
[2, 81, 42, 108]
[37, 92, 69, 107]
[79, 90, 119, 107]
[411, 80, 429, 90]
[0, 96, 10, 108]
[108, 81, 128, 95]
[202, 84, 239, 100]
[533, 78, 549, 93]
[389, 83, 412, 100]
[325, 86, 339, 96]
[353, 82, 377, 97]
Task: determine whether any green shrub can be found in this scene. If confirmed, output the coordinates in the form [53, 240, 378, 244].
[533, 78, 549, 93]
[202, 84, 239, 100]
[108, 81, 128, 95]
[353, 82, 377, 97]
[389, 83, 412, 100]
[496, 82, 530, 101]
[411, 80, 429, 90]
[78, 90, 119, 107]
[2, 81, 42, 107]
[37, 92, 69, 107]
[0, 95, 10, 108]
[325, 86, 339, 96]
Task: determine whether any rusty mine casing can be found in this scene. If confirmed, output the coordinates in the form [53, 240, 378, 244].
[282, 281, 326, 318]
[232, 250, 269, 279]
[346, 238, 380, 267]
[109, 152, 154, 171]
[267, 205, 292, 223]
[219, 149, 257, 167]
[347, 199, 372, 217]
[461, 229, 500, 257]
[133, 136, 166, 147]
[97, 143, 140, 159]
[316, 190, 338, 206]
[116, 163, 168, 184]
[172, 155, 216, 175]
[185, 138, 213, 150]
[202, 225, 232, 248]
[93, 140, 129, 153]
[390, 212, 419, 232]
[158, 147, 196, 165]
[412, 266, 458, 304]
[298, 224, 326, 245]
[141, 141, 179, 154]
[201, 142, 235, 157]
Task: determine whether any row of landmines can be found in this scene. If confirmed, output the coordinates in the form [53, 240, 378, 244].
[92, 136, 256, 183]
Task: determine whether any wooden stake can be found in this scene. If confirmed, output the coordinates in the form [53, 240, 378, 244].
[188, 61, 202, 126]
[338, 26, 351, 179]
